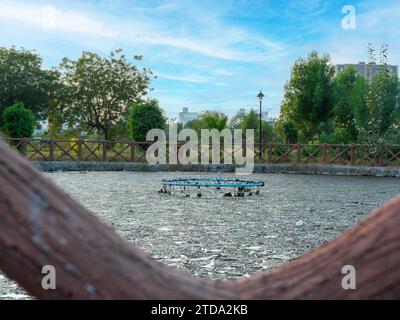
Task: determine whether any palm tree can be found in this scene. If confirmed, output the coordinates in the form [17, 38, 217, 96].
[199, 111, 228, 131]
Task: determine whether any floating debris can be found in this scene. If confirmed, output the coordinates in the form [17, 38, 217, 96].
[206, 249, 223, 254]
[295, 220, 304, 227]
[190, 255, 217, 262]
[270, 254, 291, 260]
[157, 227, 172, 232]
[201, 260, 215, 269]
[246, 246, 263, 251]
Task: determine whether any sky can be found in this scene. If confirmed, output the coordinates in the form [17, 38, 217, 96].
[0, 0, 399, 120]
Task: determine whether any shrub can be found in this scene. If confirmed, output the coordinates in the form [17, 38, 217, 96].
[282, 121, 298, 144]
[1, 102, 36, 138]
[128, 99, 166, 142]
[313, 128, 353, 145]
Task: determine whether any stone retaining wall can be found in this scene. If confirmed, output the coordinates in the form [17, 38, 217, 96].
[32, 161, 400, 177]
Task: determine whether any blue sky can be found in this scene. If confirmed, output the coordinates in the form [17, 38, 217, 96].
[0, 0, 399, 120]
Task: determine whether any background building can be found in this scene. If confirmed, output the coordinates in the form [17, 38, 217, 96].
[230, 108, 276, 128]
[230, 108, 247, 127]
[178, 107, 199, 126]
[261, 110, 276, 128]
[336, 62, 398, 83]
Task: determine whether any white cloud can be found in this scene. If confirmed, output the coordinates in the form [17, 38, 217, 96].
[0, 1, 118, 37]
[155, 71, 212, 84]
[283, 0, 331, 19]
[0, 0, 286, 63]
[133, 34, 244, 61]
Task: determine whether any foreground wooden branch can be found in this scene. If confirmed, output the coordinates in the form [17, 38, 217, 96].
[0, 140, 399, 299]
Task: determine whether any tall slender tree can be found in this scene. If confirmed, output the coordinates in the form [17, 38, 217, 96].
[364, 43, 399, 143]
[332, 67, 369, 141]
[279, 51, 335, 142]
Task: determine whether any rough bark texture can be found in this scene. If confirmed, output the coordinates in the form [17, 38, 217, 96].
[0, 140, 399, 300]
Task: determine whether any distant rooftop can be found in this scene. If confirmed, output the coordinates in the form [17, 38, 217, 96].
[336, 62, 398, 83]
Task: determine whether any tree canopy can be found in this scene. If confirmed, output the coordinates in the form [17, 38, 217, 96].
[56, 49, 153, 140]
[128, 99, 166, 142]
[0, 47, 58, 123]
[199, 111, 228, 131]
[1, 102, 36, 138]
[241, 109, 275, 143]
[279, 51, 335, 141]
[332, 67, 369, 141]
[277, 45, 400, 145]
[184, 119, 204, 135]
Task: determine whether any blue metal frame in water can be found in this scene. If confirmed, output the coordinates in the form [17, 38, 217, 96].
[162, 177, 265, 188]
[160, 177, 265, 197]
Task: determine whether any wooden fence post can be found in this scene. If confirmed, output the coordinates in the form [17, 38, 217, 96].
[20, 138, 27, 157]
[377, 145, 385, 167]
[268, 143, 273, 163]
[103, 141, 108, 162]
[296, 144, 302, 163]
[130, 142, 136, 162]
[49, 140, 55, 162]
[350, 144, 356, 166]
[323, 144, 328, 164]
[77, 140, 83, 162]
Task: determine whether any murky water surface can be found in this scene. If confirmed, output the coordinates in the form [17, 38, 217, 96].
[1, 172, 399, 299]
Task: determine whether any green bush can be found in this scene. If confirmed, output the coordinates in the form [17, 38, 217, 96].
[128, 99, 166, 142]
[383, 126, 400, 145]
[310, 128, 352, 145]
[1, 102, 36, 138]
[282, 121, 298, 144]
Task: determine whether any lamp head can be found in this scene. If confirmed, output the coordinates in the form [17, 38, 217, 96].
[257, 90, 265, 101]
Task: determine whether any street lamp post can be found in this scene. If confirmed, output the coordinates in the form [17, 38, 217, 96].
[257, 90, 265, 152]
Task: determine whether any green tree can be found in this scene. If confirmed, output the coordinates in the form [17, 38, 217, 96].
[57, 49, 153, 140]
[199, 111, 228, 131]
[241, 110, 258, 132]
[185, 119, 204, 135]
[128, 99, 166, 142]
[383, 119, 400, 144]
[351, 75, 371, 137]
[0, 47, 58, 124]
[332, 67, 369, 141]
[281, 121, 299, 144]
[279, 51, 335, 141]
[316, 127, 353, 144]
[1, 102, 35, 138]
[241, 109, 275, 143]
[364, 44, 399, 143]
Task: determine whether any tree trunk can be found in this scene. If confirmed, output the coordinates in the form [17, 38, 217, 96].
[0, 140, 400, 299]
[103, 127, 110, 142]
[95, 124, 109, 142]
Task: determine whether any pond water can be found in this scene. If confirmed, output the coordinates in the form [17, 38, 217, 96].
[1, 172, 399, 299]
